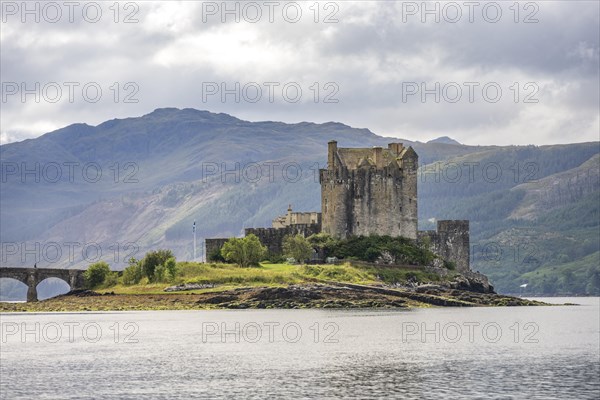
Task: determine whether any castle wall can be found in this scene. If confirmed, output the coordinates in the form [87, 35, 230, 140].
[320, 167, 351, 237]
[418, 220, 470, 272]
[205, 238, 230, 261]
[245, 224, 321, 256]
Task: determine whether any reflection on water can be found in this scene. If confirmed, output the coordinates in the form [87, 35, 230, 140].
[1, 298, 598, 399]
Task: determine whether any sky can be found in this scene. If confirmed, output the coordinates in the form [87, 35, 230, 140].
[1, 0, 599, 146]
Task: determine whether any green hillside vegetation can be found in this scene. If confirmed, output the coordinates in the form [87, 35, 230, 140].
[1, 108, 598, 296]
[520, 252, 600, 295]
[419, 150, 599, 294]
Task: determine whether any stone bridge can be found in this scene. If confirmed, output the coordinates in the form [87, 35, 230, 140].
[0, 268, 86, 302]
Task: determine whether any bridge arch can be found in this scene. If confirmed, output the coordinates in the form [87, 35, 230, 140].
[0, 268, 86, 302]
[0, 277, 28, 302]
[36, 277, 71, 300]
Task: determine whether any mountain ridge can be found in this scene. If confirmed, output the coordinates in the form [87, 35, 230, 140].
[1, 108, 598, 296]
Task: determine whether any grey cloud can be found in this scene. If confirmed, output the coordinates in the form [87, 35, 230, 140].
[1, 1, 598, 145]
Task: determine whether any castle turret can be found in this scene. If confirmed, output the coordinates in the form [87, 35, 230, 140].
[388, 142, 404, 155]
[286, 204, 292, 225]
[328, 140, 337, 169]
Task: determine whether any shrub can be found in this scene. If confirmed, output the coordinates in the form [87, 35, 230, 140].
[267, 253, 287, 263]
[165, 257, 177, 278]
[326, 235, 436, 266]
[104, 271, 119, 287]
[141, 249, 174, 280]
[444, 260, 456, 270]
[308, 233, 339, 253]
[122, 258, 143, 285]
[84, 261, 111, 288]
[221, 234, 267, 267]
[154, 264, 168, 283]
[282, 235, 313, 264]
[149, 258, 178, 284]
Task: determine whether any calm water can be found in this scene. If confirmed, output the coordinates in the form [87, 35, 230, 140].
[1, 298, 598, 399]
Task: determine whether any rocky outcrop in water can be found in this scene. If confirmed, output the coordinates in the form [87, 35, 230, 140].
[192, 283, 543, 309]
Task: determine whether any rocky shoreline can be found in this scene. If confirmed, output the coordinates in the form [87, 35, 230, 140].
[192, 283, 547, 309]
[0, 283, 548, 312]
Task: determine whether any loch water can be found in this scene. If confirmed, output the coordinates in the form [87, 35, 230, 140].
[1, 297, 598, 399]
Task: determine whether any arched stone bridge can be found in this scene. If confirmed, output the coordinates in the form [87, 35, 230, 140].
[0, 268, 86, 302]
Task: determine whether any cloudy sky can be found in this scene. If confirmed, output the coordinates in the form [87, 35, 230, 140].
[1, 0, 598, 145]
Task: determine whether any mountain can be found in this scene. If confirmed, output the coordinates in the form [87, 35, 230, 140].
[418, 146, 600, 294]
[427, 136, 461, 145]
[1, 108, 598, 296]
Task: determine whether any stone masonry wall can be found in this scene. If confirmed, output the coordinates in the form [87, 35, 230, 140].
[205, 238, 230, 262]
[245, 224, 321, 256]
[418, 220, 470, 272]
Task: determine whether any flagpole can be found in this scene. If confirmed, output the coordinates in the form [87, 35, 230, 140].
[193, 221, 197, 261]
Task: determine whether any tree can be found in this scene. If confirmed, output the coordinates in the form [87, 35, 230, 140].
[165, 257, 177, 278]
[122, 257, 143, 285]
[308, 233, 339, 254]
[221, 234, 267, 267]
[141, 249, 174, 280]
[104, 272, 119, 287]
[283, 235, 313, 264]
[154, 258, 178, 283]
[154, 264, 168, 283]
[84, 261, 111, 288]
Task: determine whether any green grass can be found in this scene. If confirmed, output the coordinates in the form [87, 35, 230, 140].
[105, 261, 447, 295]
[178, 262, 304, 285]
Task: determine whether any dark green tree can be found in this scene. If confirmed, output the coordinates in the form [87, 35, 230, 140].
[84, 261, 111, 288]
[122, 257, 143, 285]
[283, 235, 313, 264]
[142, 249, 174, 280]
[221, 234, 266, 267]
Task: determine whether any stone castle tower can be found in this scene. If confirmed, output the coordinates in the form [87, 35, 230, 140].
[319, 141, 418, 239]
[209, 140, 473, 274]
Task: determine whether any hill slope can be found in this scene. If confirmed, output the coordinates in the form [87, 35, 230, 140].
[0, 108, 598, 296]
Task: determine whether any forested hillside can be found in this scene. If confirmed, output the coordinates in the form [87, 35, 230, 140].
[1, 109, 598, 297]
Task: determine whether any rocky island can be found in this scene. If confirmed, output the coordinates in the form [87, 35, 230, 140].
[0, 142, 556, 311]
[0, 260, 546, 312]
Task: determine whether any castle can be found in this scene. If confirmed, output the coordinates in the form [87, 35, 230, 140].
[206, 141, 471, 272]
